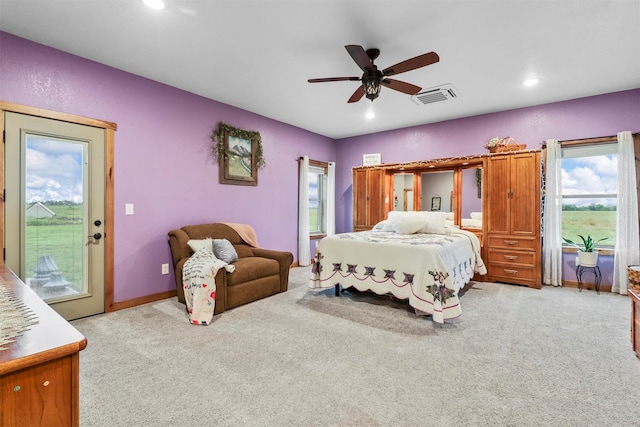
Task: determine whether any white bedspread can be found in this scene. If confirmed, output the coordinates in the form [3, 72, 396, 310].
[309, 227, 486, 324]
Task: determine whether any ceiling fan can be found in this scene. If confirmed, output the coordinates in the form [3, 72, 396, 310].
[308, 45, 440, 103]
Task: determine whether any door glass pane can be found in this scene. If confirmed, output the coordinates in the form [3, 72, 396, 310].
[24, 134, 88, 303]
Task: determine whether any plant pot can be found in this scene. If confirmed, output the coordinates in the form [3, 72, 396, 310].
[577, 251, 598, 267]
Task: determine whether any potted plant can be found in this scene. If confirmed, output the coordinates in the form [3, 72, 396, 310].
[562, 235, 608, 267]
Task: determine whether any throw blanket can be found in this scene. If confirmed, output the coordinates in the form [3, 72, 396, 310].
[223, 222, 260, 248]
[0, 280, 39, 350]
[182, 247, 234, 325]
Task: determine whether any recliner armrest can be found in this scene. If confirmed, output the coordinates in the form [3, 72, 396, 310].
[251, 248, 294, 292]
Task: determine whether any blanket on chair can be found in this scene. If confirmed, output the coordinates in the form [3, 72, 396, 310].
[223, 222, 260, 248]
[182, 247, 234, 325]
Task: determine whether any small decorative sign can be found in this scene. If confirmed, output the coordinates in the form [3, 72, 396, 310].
[363, 153, 381, 166]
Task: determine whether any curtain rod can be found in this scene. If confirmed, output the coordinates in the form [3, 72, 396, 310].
[542, 132, 639, 147]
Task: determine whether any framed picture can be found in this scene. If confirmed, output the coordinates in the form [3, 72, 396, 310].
[431, 196, 441, 211]
[219, 128, 259, 186]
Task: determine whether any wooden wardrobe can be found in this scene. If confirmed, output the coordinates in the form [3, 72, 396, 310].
[484, 151, 542, 288]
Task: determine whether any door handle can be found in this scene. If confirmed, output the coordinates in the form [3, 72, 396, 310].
[89, 233, 102, 240]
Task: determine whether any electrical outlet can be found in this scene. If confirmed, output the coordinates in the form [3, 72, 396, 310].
[161, 263, 169, 275]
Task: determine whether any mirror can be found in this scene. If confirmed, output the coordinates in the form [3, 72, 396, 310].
[393, 173, 415, 211]
[460, 167, 483, 229]
[420, 170, 454, 213]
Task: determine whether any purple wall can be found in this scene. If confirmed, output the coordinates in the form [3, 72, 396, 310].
[1, 31, 638, 298]
[0, 32, 335, 302]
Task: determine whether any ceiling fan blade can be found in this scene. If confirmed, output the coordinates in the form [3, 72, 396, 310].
[347, 85, 365, 103]
[308, 77, 360, 83]
[381, 78, 422, 95]
[382, 52, 439, 76]
[345, 45, 375, 72]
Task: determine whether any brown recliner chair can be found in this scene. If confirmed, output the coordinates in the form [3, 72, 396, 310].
[168, 223, 293, 315]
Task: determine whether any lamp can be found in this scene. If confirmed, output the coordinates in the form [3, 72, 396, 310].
[362, 74, 381, 101]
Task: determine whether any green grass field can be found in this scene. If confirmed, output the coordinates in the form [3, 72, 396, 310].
[562, 210, 616, 247]
[25, 203, 84, 289]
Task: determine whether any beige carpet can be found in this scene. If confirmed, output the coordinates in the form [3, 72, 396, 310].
[72, 267, 640, 426]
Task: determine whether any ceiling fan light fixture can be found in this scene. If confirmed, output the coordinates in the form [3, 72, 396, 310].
[362, 75, 381, 101]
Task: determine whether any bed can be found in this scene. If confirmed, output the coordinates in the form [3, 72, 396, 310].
[309, 211, 486, 324]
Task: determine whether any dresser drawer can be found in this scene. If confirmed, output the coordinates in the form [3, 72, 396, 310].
[487, 249, 535, 266]
[487, 264, 536, 281]
[487, 235, 537, 251]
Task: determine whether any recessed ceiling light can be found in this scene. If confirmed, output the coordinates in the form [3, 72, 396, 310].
[523, 78, 539, 86]
[143, 0, 165, 10]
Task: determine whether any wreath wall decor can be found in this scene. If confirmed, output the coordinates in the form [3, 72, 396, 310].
[211, 122, 265, 186]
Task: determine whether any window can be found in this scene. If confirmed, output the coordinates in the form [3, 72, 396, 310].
[561, 143, 617, 248]
[308, 161, 328, 235]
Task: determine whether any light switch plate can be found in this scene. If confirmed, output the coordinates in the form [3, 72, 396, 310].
[125, 203, 134, 215]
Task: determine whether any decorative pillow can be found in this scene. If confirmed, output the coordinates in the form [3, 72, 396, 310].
[470, 212, 483, 221]
[212, 238, 239, 263]
[446, 212, 454, 220]
[419, 211, 449, 234]
[187, 238, 213, 254]
[387, 211, 426, 234]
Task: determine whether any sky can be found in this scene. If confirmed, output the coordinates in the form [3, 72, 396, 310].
[561, 154, 618, 207]
[25, 136, 84, 204]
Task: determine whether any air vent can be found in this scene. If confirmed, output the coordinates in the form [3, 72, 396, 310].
[411, 84, 459, 105]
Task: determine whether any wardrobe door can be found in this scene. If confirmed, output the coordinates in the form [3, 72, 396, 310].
[352, 168, 386, 231]
[485, 155, 510, 234]
[510, 152, 539, 236]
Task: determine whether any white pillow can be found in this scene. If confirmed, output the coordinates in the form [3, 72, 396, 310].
[387, 211, 426, 234]
[446, 212, 454, 220]
[419, 211, 449, 234]
[372, 220, 388, 231]
[187, 238, 213, 253]
[470, 212, 483, 221]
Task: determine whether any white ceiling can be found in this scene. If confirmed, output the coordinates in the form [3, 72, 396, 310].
[1, 0, 639, 139]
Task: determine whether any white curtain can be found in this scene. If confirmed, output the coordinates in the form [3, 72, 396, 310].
[542, 139, 563, 286]
[612, 131, 640, 294]
[326, 162, 336, 236]
[298, 156, 311, 266]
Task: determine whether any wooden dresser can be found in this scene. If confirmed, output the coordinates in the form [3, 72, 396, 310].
[0, 265, 87, 427]
[629, 289, 640, 358]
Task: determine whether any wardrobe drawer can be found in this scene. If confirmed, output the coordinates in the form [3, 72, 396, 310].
[487, 264, 535, 281]
[487, 235, 537, 251]
[487, 249, 535, 266]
